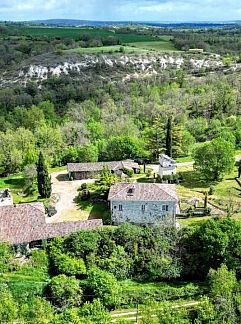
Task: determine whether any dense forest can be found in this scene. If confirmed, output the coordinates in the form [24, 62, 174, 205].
[1, 69, 241, 175]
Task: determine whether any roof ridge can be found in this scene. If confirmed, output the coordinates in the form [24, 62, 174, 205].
[154, 183, 178, 201]
[109, 183, 132, 200]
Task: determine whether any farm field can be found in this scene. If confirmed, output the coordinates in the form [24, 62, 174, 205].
[67, 45, 148, 54]
[129, 39, 179, 52]
[13, 26, 161, 43]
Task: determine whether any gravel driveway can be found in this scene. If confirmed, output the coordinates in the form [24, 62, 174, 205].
[46, 171, 95, 224]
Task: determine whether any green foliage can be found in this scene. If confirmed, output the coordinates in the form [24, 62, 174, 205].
[166, 116, 173, 157]
[52, 253, 87, 276]
[0, 285, 17, 323]
[78, 144, 99, 163]
[49, 274, 83, 308]
[94, 166, 117, 197]
[63, 230, 100, 260]
[79, 298, 111, 323]
[181, 218, 241, 278]
[194, 138, 235, 181]
[121, 167, 134, 177]
[87, 267, 121, 308]
[0, 242, 13, 273]
[154, 302, 190, 324]
[19, 296, 54, 324]
[37, 151, 52, 198]
[209, 264, 237, 299]
[120, 281, 201, 307]
[29, 249, 49, 273]
[192, 296, 217, 323]
[101, 136, 146, 161]
[98, 245, 131, 280]
[208, 265, 238, 323]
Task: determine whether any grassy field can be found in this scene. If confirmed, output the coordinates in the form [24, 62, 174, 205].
[14, 26, 160, 43]
[77, 199, 110, 222]
[0, 174, 41, 204]
[0, 263, 49, 300]
[176, 164, 241, 225]
[129, 40, 178, 52]
[67, 45, 148, 54]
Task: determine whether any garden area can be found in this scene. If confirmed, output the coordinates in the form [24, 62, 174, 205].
[176, 162, 241, 225]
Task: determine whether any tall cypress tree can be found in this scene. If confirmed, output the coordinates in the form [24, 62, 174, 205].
[166, 116, 173, 157]
[37, 152, 52, 198]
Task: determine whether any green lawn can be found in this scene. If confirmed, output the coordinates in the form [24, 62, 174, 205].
[0, 173, 46, 204]
[177, 164, 241, 225]
[176, 156, 194, 163]
[0, 264, 49, 300]
[77, 199, 110, 221]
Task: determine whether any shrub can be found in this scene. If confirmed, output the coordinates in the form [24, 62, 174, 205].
[0, 242, 13, 273]
[87, 267, 121, 309]
[30, 250, 49, 271]
[49, 274, 83, 308]
[80, 183, 88, 190]
[209, 186, 216, 195]
[122, 167, 134, 178]
[79, 189, 90, 201]
[52, 253, 86, 276]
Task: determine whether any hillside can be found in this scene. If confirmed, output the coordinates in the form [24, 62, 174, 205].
[0, 52, 231, 87]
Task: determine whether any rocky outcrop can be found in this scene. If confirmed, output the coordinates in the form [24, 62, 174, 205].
[0, 52, 234, 87]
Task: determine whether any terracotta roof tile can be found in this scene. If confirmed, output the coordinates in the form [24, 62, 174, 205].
[68, 160, 140, 173]
[108, 183, 179, 202]
[0, 203, 102, 245]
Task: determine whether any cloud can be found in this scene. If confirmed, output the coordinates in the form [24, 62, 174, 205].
[0, 0, 241, 21]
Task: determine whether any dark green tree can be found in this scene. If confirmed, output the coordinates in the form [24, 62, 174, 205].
[166, 116, 173, 157]
[37, 151, 51, 198]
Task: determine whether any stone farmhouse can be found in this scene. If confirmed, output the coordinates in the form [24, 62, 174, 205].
[159, 154, 177, 179]
[68, 160, 140, 180]
[0, 189, 13, 206]
[108, 183, 179, 225]
[0, 202, 102, 249]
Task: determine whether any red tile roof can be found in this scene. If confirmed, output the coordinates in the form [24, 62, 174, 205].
[108, 183, 179, 202]
[0, 203, 102, 245]
[68, 160, 140, 173]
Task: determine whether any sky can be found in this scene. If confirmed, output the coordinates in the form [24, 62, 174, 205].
[0, 0, 241, 22]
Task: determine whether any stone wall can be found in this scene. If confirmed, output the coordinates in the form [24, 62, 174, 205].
[70, 171, 99, 180]
[110, 200, 176, 225]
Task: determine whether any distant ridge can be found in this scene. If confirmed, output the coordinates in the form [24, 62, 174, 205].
[21, 19, 241, 28]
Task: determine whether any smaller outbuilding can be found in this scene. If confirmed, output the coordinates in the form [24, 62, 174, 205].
[159, 154, 177, 179]
[68, 160, 140, 180]
[0, 202, 102, 250]
[108, 182, 179, 225]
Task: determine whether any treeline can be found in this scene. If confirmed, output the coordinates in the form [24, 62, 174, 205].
[1, 218, 241, 322]
[172, 26, 241, 54]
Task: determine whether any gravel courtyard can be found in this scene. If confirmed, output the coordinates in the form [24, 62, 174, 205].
[46, 171, 95, 224]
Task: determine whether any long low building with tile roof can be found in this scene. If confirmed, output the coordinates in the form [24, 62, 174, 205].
[68, 160, 140, 180]
[108, 183, 179, 225]
[0, 202, 102, 246]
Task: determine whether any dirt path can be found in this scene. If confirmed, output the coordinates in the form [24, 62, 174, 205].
[46, 171, 95, 223]
[111, 301, 202, 322]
